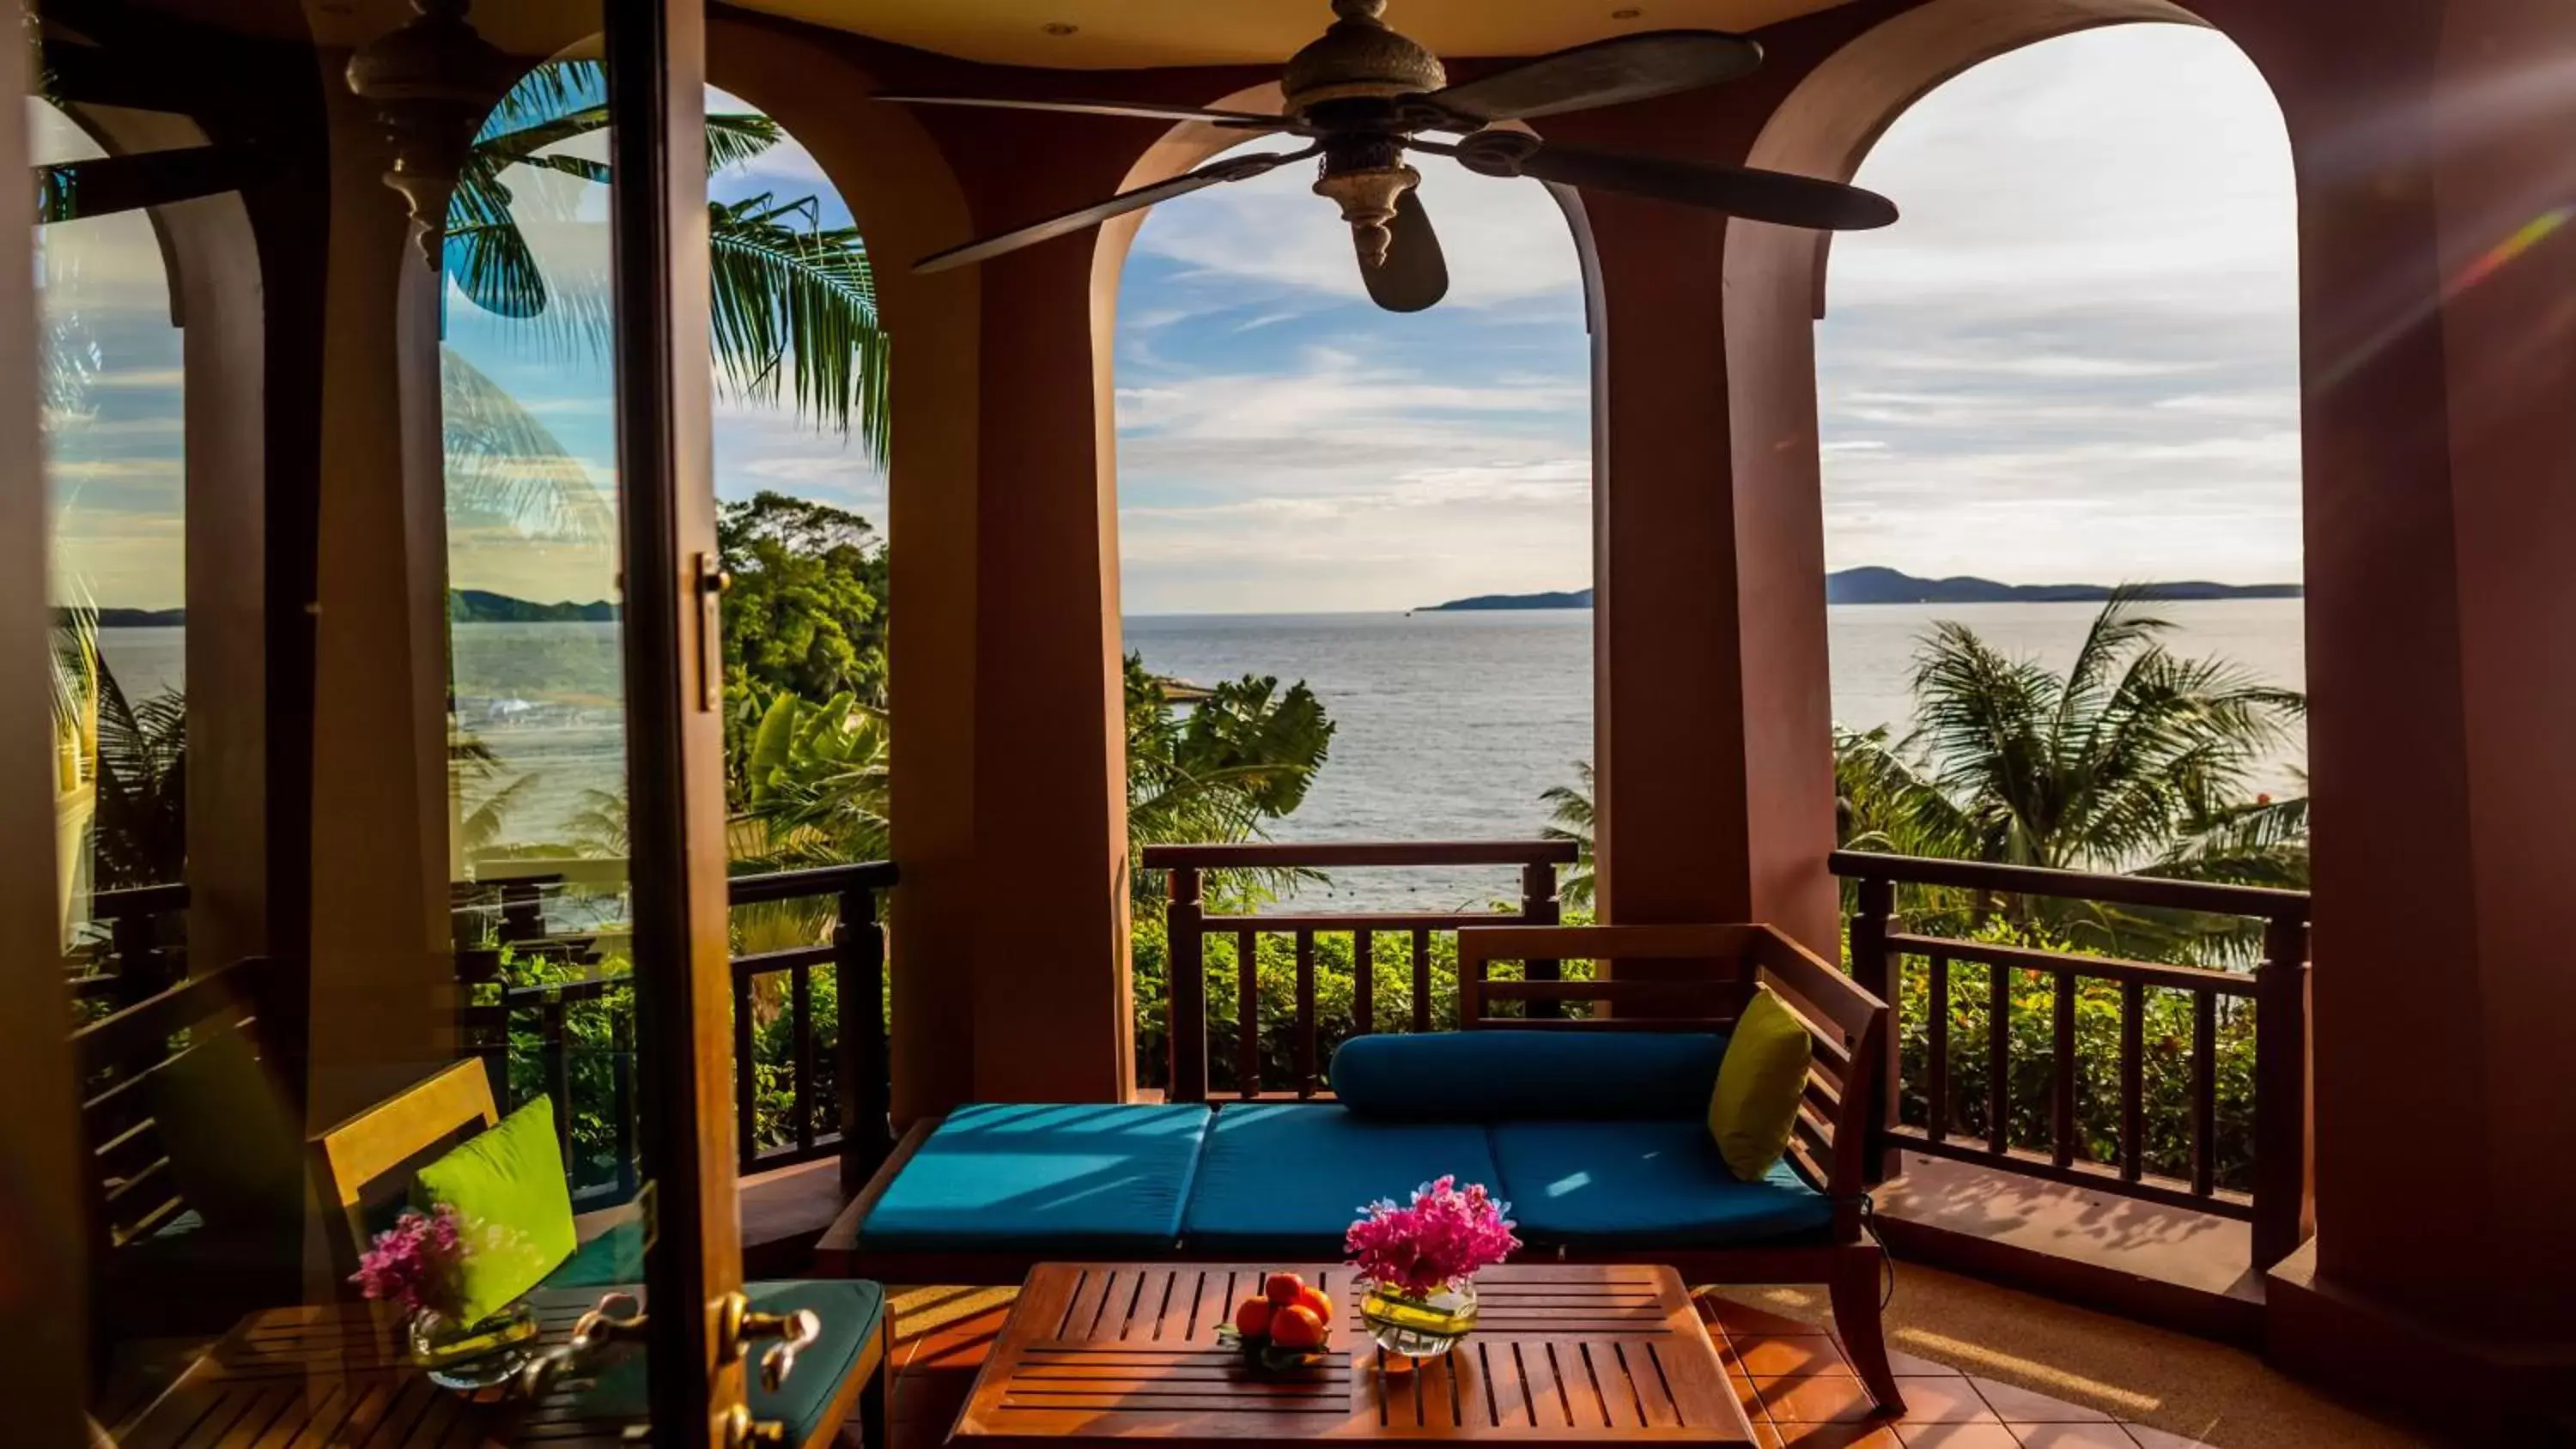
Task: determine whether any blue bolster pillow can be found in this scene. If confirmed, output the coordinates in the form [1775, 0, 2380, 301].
[1328, 1030, 1728, 1121]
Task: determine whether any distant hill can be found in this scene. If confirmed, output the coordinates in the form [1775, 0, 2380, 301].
[1420, 568, 2301, 612]
[448, 590, 618, 623]
[82, 591, 619, 627]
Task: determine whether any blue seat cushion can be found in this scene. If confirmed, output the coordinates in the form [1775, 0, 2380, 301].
[569, 1280, 884, 1440]
[1330, 1031, 1728, 1120]
[1491, 1119, 1833, 1247]
[1182, 1103, 1504, 1254]
[860, 1103, 1212, 1253]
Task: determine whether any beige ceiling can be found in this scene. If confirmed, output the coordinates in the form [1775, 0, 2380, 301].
[727, 0, 1859, 70]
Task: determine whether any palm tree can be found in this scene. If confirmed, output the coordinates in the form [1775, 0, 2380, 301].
[1899, 589, 2304, 879]
[1837, 591, 2307, 957]
[1540, 762, 1595, 910]
[1125, 658, 1335, 906]
[447, 60, 890, 464]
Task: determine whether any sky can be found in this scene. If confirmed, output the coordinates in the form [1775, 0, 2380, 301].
[35, 24, 2302, 614]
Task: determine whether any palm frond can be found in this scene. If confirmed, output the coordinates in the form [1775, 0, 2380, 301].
[707, 194, 890, 464]
[441, 348, 617, 543]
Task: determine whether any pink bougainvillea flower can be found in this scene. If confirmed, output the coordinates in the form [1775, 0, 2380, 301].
[350, 1203, 468, 1318]
[1344, 1175, 1520, 1299]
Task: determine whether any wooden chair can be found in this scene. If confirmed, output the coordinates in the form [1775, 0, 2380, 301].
[309, 1060, 890, 1448]
[309, 1058, 501, 1277]
[1456, 922, 1902, 1415]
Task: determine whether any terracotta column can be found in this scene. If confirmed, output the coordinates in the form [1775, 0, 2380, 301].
[2245, 0, 2576, 1416]
[708, 11, 988, 1122]
[1567, 104, 1840, 957]
[297, 70, 457, 1126]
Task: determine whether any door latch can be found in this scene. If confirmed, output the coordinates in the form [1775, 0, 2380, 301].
[717, 1290, 823, 1391]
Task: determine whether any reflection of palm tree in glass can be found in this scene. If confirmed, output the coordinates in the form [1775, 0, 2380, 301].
[447, 61, 889, 461]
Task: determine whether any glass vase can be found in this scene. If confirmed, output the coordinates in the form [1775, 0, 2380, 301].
[405, 1299, 541, 1391]
[1358, 1280, 1479, 1358]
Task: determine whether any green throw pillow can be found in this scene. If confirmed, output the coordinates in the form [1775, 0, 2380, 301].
[412, 1096, 578, 1324]
[1707, 987, 1813, 1182]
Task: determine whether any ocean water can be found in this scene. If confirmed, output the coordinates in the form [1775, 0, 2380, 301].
[92, 599, 2307, 909]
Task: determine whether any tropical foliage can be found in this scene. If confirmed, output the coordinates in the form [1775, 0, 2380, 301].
[720, 492, 888, 706]
[1830, 590, 2306, 958]
[447, 62, 890, 460]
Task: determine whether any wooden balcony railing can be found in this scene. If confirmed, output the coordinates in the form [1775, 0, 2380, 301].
[1831, 849, 2313, 1270]
[1142, 840, 1579, 1104]
[457, 859, 899, 1193]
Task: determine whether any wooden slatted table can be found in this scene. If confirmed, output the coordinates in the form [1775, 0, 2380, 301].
[952, 1263, 1752, 1446]
[111, 1288, 649, 1449]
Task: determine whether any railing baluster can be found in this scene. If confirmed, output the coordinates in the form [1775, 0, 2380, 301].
[2190, 988, 2219, 1197]
[1411, 926, 1431, 1034]
[791, 961, 816, 1155]
[1294, 931, 1319, 1097]
[1518, 862, 1563, 1019]
[1167, 867, 1208, 1104]
[836, 883, 895, 1185]
[1986, 961, 2011, 1155]
[733, 965, 756, 1175]
[1352, 928, 1375, 1039]
[1236, 927, 1260, 1099]
[2119, 979, 2145, 1183]
[2252, 913, 2313, 1269]
[1850, 876, 1901, 1181]
[2050, 967, 2078, 1168]
[1925, 952, 1949, 1144]
[542, 994, 572, 1166]
[611, 1007, 636, 1197]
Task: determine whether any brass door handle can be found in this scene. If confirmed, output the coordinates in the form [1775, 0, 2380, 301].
[720, 1291, 823, 1391]
[517, 1291, 649, 1401]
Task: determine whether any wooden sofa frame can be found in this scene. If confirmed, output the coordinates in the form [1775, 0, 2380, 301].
[822, 922, 1901, 1415]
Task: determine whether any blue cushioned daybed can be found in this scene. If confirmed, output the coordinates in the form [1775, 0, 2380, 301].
[825, 921, 1899, 1414]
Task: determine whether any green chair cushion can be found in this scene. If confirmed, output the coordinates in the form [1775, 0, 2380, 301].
[1707, 986, 1813, 1181]
[411, 1097, 578, 1324]
[858, 1103, 1212, 1253]
[568, 1280, 884, 1441]
[1490, 1118, 1832, 1246]
[543, 1216, 647, 1290]
[1181, 1102, 1504, 1255]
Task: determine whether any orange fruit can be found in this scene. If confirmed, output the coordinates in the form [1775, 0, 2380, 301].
[1270, 1303, 1326, 1350]
[1263, 1271, 1307, 1307]
[1233, 1296, 1273, 1338]
[1296, 1286, 1335, 1325]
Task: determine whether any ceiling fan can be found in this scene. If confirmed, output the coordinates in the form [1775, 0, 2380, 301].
[878, 0, 1897, 312]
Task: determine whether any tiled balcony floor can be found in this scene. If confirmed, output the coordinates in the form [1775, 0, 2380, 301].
[866, 1276, 2419, 1449]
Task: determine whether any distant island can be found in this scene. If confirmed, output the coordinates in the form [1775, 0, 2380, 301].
[77, 590, 620, 627]
[1421, 567, 2302, 612]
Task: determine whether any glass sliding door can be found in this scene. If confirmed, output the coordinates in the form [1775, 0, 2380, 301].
[3, 0, 770, 1442]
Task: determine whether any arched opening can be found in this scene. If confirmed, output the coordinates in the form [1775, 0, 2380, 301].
[438, 56, 891, 1191]
[29, 97, 187, 950]
[1773, 15, 2304, 1196]
[1109, 120, 1595, 1093]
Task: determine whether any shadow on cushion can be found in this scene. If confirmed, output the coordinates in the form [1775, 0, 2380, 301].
[1182, 1103, 1504, 1256]
[860, 1103, 1212, 1253]
[1492, 1119, 1833, 1247]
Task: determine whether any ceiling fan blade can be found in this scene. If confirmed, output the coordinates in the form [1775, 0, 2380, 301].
[1424, 31, 1762, 124]
[1514, 145, 1897, 230]
[1361, 188, 1448, 312]
[876, 94, 1288, 130]
[914, 147, 1316, 275]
